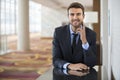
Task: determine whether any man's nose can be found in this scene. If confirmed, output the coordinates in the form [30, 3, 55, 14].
[73, 15, 78, 19]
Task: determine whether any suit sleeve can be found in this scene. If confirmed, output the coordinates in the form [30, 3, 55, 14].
[52, 29, 68, 68]
[83, 32, 97, 67]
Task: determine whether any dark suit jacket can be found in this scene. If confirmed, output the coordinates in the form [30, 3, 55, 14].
[52, 25, 97, 68]
[53, 68, 98, 80]
[53, 67, 97, 80]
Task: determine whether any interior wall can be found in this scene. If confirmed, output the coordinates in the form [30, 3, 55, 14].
[40, 6, 68, 37]
[110, 0, 120, 79]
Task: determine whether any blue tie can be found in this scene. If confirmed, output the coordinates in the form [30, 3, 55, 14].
[72, 33, 78, 53]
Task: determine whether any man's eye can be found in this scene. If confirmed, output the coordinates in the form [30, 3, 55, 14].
[70, 13, 74, 16]
[77, 13, 81, 16]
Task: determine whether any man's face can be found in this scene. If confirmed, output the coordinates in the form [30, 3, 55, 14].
[68, 8, 84, 28]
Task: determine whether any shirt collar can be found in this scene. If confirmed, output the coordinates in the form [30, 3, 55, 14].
[69, 24, 75, 35]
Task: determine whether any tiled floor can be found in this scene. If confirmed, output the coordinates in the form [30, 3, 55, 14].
[0, 33, 53, 80]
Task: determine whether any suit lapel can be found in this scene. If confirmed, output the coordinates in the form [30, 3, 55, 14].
[64, 25, 72, 55]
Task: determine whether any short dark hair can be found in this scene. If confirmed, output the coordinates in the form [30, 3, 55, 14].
[67, 2, 85, 15]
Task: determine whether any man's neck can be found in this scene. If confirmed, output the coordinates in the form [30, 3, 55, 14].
[72, 26, 78, 33]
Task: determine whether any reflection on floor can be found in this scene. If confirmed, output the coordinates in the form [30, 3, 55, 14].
[0, 33, 52, 80]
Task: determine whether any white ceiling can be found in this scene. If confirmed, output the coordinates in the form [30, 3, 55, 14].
[32, 0, 93, 11]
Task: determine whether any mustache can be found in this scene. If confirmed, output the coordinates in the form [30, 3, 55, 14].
[72, 19, 80, 22]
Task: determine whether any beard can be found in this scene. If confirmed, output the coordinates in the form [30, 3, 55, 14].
[70, 19, 82, 29]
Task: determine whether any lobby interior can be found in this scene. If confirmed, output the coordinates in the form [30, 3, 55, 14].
[0, 0, 120, 80]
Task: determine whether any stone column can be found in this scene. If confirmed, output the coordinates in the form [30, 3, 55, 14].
[17, 0, 30, 51]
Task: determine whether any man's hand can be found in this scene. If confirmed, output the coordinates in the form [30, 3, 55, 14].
[68, 69, 89, 77]
[76, 25, 87, 44]
[67, 63, 89, 71]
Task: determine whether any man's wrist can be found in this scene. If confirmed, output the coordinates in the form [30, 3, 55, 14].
[67, 63, 71, 70]
[82, 42, 89, 50]
[63, 63, 70, 69]
[82, 39, 87, 44]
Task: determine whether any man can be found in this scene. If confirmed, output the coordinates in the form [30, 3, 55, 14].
[52, 2, 97, 71]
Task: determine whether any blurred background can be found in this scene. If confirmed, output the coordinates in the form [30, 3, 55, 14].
[0, 0, 120, 80]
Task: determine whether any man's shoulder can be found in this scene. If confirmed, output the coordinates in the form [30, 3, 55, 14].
[86, 27, 96, 35]
[55, 25, 69, 32]
[54, 25, 69, 38]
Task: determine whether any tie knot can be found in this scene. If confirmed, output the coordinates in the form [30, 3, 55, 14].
[72, 33, 78, 37]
